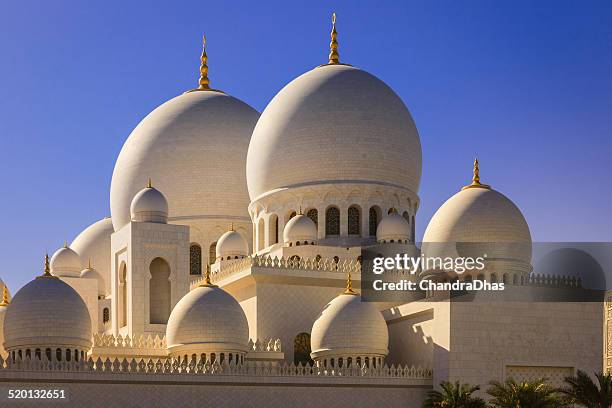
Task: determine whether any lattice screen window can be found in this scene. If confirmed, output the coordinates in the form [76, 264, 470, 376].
[506, 365, 573, 388]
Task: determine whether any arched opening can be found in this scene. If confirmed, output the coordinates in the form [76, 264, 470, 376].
[325, 206, 340, 236]
[369, 206, 381, 236]
[269, 214, 279, 245]
[411, 215, 416, 242]
[294, 333, 313, 366]
[119, 262, 127, 328]
[189, 244, 202, 275]
[348, 206, 361, 236]
[257, 218, 265, 251]
[208, 242, 216, 265]
[402, 211, 410, 223]
[288, 211, 297, 221]
[306, 208, 318, 227]
[103, 307, 110, 324]
[149, 257, 171, 324]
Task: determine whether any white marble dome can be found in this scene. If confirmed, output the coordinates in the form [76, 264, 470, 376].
[310, 292, 388, 362]
[50, 245, 82, 277]
[80, 265, 106, 297]
[3, 274, 92, 353]
[246, 64, 422, 202]
[376, 211, 411, 243]
[283, 214, 317, 245]
[130, 184, 168, 223]
[71, 217, 112, 296]
[422, 184, 532, 271]
[216, 229, 248, 261]
[166, 284, 249, 357]
[110, 91, 260, 231]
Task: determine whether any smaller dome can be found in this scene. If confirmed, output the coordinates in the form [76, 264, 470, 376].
[310, 291, 388, 363]
[216, 229, 248, 261]
[376, 211, 411, 243]
[130, 181, 168, 223]
[166, 283, 249, 357]
[80, 263, 106, 297]
[4, 256, 92, 354]
[283, 214, 317, 245]
[50, 245, 83, 277]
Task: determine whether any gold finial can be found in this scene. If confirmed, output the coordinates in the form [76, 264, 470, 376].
[461, 158, 491, 191]
[344, 269, 357, 295]
[298, 206, 303, 215]
[200, 264, 217, 287]
[63, 241, 68, 248]
[88, 258, 92, 269]
[229, 222, 234, 231]
[197, 35, 210, 90]
[40, 252, 55, 278]
[328, 12, 340, 64]
[147, 178, 152, 188]
[0, 286, 9, 306]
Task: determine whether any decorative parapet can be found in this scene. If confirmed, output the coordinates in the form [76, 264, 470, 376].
[90, 333, 168, 359]
[92, 333, 167, 349]
[191, 256, 361, 290]
[526, 273, 581, 288]
[0, 354, 432, 380]
[248, 338, 282, 352]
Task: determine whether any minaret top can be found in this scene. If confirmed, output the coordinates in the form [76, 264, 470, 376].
[328, 12, 340, 64]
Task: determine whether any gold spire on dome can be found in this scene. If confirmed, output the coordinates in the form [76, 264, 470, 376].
[40, 253, 57, 279]
[147, 178, 152, 188]
[186, 35, 223, 93]
[199, 264, 217, 288]
[88, 258, 92, 269]
[63, 241, 68, 248]
[328, 12, 340, 64]
[0, 286, 9, 306]
[343, 269, 357, 295]
[229, 222, 234, 231]
[461, 158, 491, 191]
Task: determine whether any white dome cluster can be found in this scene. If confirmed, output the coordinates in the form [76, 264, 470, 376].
[283, 214, 317, 246]
[110, 91, 259, 231]
[422, 160, 532, 276]
[376, 210, 411, 244]
[71, 217, 113, 296]
[216, 228, 249, 262]
[130, 182, 169, 223]
[310, 286, 388, 368]
[246, 64, 422, 202]
[3, 256, 92, 361]
[166, 280, 249, 363]
[50, 244, 82, 278]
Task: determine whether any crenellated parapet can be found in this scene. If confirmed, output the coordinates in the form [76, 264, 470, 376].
[0, 353, 432, 380]
[190, 255, 361, 290]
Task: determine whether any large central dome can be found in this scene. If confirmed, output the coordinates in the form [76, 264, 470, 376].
[110, 90, 260, 231]
[246, 64, 422, 202]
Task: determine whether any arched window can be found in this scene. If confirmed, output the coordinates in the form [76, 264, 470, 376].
[103, 307, 110, 324]
[293, 333, 313, 366]
[269, 214, 279, 245]
[348, 206, 360, 235]
[119, 262, 127, 328]
[149, 257, 171, 324]
[289, 211, 297, 220]
[306, 209, 318, 226]
[56, 348, 62, 362]
[402, 211, 410, 223]
[388, 207, 395, 215]
[208, 242, 216, 265]
[369, 206, 381, 236]
[189, 244, 202, 275]
[325, 207, 340, 236]
[411, 215, 416, 242]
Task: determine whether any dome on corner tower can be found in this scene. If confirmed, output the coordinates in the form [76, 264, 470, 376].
[246, 63, 422, 202]
[130, 181, 169, 223]
[110, 38, 260, 231]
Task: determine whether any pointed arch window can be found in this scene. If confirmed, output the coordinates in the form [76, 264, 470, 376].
[209, 242, 217, 265]
[325, 207, 340, 236]
[348, 206, 360, 235]
[190, 243, 202, 275]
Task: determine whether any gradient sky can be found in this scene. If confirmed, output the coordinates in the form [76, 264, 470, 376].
[0, 0, 610, 292]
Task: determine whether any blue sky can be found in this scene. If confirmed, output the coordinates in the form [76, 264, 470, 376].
[0, 0, 611, 291]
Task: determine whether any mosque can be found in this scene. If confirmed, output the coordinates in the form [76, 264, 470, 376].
[0, 14, 604, 407]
